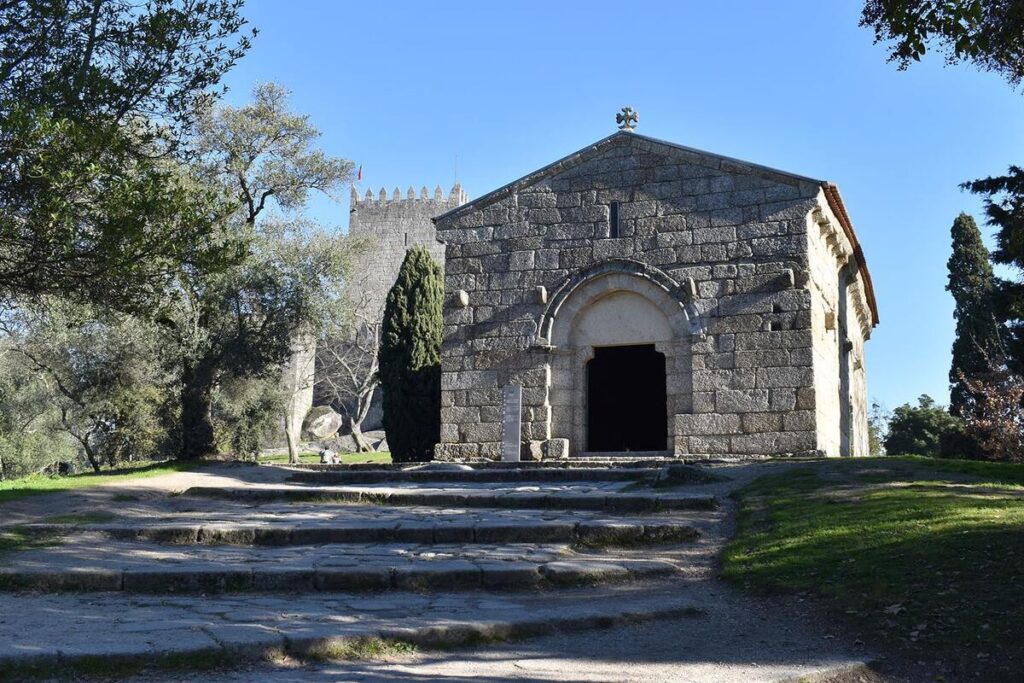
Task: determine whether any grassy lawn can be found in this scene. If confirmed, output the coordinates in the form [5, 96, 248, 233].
[724, 456, 1024, 680]
[259, 451, 392, 465]
[0, 460, 203, 505]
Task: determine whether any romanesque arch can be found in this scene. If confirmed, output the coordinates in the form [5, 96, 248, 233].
[540, 260, 698, 456]
[537, 259, 702, 346]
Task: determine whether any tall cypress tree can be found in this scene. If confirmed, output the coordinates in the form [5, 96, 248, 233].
[378, 246, 443, 462]
[964, 167, 1024, 371]
[947, 212, 1001, 417]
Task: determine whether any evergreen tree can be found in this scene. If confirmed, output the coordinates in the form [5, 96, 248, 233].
[964, 169, 1024, 371]
[947, 213, 1000, 417]
[379, 247, 443, 463]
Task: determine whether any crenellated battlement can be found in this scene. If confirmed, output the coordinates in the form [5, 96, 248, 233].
[351, 183, 468, 206]
[346, 180, 466, 320]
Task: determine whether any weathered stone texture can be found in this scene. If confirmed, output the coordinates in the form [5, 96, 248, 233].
[348, 185, 466, 315]
[434, 132, 876, 459]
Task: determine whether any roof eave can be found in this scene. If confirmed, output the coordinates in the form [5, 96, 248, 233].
[822, 182, 880, 327]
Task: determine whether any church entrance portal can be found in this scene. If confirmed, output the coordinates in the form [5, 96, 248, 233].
[586, 344, 667, 452]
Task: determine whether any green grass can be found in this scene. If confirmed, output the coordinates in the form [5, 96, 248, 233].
[0, 526, 63, 556]
[0, 460, 202, 505]
[298, 636, 417, 662]
[893, 454, 1024, 485]
[724, 457, 1024, 679]
[259, 451, 392, 465]
[41, 511, 115, 525]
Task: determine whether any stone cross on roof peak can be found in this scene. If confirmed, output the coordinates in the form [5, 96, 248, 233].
[616, 106, 638, 131]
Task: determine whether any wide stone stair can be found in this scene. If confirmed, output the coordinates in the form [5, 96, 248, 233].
[0, 460, 739, 677]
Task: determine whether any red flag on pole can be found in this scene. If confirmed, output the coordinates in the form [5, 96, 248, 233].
[356, 165, 362, 182]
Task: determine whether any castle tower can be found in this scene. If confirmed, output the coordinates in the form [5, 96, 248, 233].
[348, 183, 468, 315]
[303, 183, 469, 436]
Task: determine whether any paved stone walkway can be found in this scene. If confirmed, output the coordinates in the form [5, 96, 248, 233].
[131, 586, 866, 683]
[0, 535, 685, 593]
[0, 460, 871, 681]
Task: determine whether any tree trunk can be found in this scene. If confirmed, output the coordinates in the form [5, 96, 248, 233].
[181, 362, 216, 459]
[284, 413, 300, 464]
[350, 417, 372, 453]
[83, 442, 101, 473]
[348, 385, 376, 454]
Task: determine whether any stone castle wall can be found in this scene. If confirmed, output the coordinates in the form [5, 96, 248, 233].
[347, 185, 466, 315]
[433, 133, 875, 460]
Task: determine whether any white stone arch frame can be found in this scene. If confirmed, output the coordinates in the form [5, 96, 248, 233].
[539, 260, 699, 456]
[536, 259, 703, 346]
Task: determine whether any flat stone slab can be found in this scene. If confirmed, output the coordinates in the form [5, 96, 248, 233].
[0, 581, 706, 675]
[181, 483, 719, 512]
[287, 467, 666, 484]
[20, 517, 700, 547]
[0, 535, 681, 593]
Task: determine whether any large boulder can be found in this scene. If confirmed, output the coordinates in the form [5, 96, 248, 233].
[303, 406, 343, 440]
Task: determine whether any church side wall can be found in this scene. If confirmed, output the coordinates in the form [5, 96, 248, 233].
[806, 196, 873, 456]
[435, 136, 828, 460]
[806, 210, 843, 457]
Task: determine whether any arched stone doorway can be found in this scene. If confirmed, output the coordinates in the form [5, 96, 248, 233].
[587, 344, 667, 452]
[539, 261, 697, 457]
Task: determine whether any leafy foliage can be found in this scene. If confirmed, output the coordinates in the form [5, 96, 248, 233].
[960, 168, 1024, 373]
[167, 84, 355, 459]
[861, 0, 1024, 86]
[868, 401, 889, 455]
[0, 302, 177, 472]
[0, 359, 76, 480]
[212, 374, 283, 459]
[884, 394, 962, 456]
[0, 0, 252, 307]
[956, 360, 1024, 461]
[379, 247, 443, 463]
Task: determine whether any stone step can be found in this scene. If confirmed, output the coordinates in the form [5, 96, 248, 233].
[0, 582, 705, 678]
[289, 458, 687, 471]
[286, 467, 663, 484]
[0, 537, 682, 593]
[180, 484, 719, 512]
[21, 518, 700, 547]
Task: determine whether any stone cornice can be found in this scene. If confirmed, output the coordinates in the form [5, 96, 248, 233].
[811, 195, 874, 340]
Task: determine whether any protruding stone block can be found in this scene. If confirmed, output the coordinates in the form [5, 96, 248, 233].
[543, 438, 569, 460]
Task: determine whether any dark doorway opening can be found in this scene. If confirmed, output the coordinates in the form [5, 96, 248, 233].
[586, 344, 667, 452]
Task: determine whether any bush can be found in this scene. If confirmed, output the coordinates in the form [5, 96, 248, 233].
[884, 395, 962, 457]
[938, 425, 988, 460]
[212, 375, 284, 460]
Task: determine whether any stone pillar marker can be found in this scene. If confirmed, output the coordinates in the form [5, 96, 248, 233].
[501, 384, 522, 462]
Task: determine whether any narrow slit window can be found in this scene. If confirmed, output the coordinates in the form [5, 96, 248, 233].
[609, 201, 620, 238]
[404, 232, 409, 246]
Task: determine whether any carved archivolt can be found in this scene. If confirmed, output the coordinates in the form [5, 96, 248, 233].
[535, 259, 705, 347]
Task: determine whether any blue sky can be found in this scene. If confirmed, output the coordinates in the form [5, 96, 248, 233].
[223, 0, 1024, 412]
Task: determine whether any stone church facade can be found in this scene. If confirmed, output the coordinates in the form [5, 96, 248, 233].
[431, 130, 878, 460]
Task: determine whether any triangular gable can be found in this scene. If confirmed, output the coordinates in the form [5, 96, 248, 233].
[433, 130, 878, 327]
[433, 130, 824, 225]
